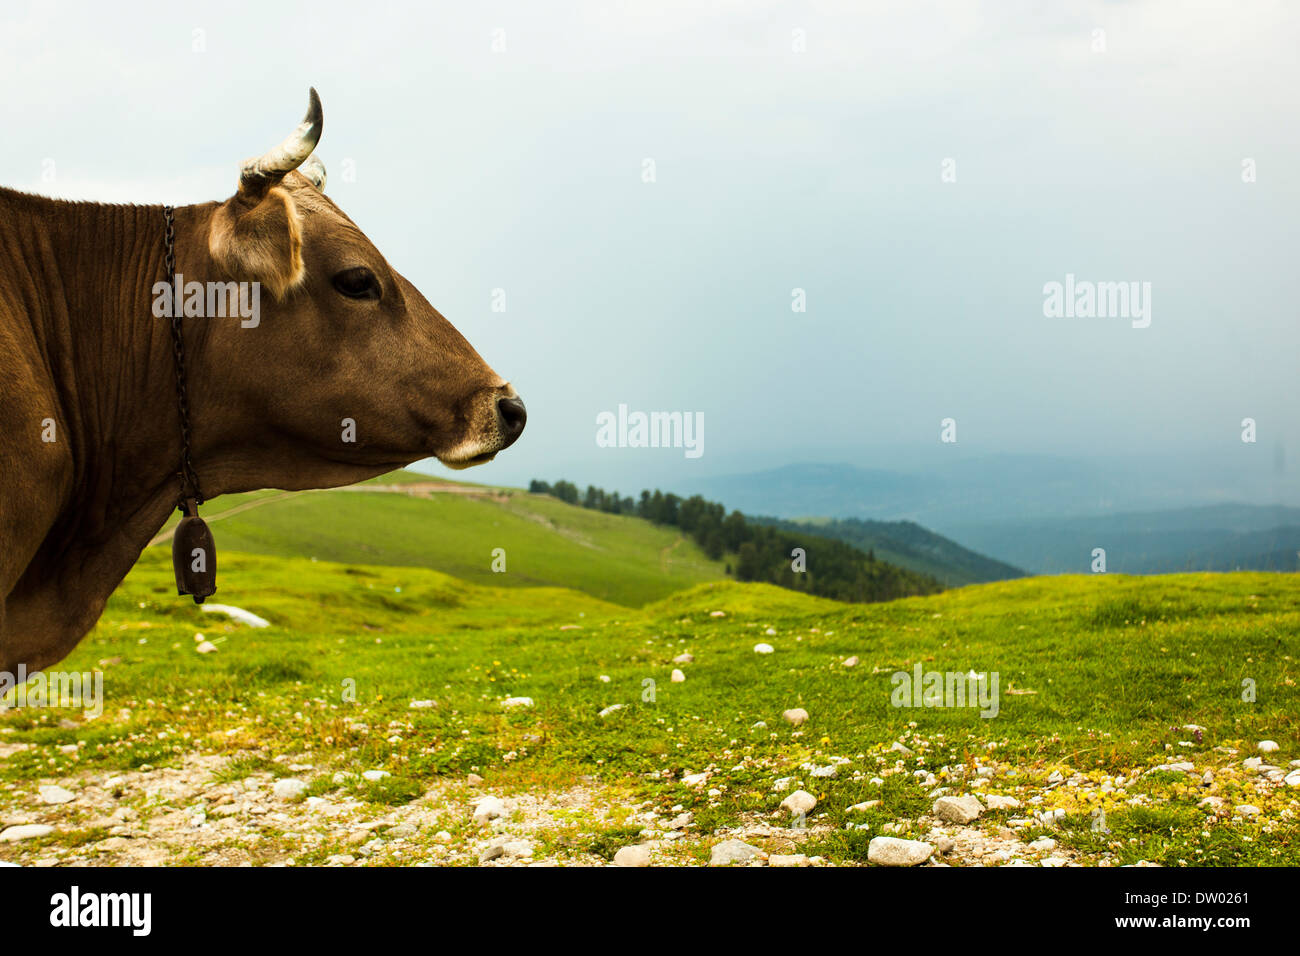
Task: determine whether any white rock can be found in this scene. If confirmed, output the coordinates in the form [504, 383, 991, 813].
[1040, 856, 1068, 867]
[754, 643, 775, 655]
[867, 837, 933, 867]
[272, 778, 307, 801]
[769, 853, 808, 867]
[1258, 740, 1280, 753]
[709, 839, 763, 865]
[1235, 804, 1261, 817]
[764, 628, 777, 636]
[670, 669, 685, 683]
[1046, 770, 1064, 785]
[985, 794, 1021, 811]
[409, 699, 437, 709]
[682, 772, 709, 787]
[598, 704, 623, 718]
[361, 770, 390, 782]
[848, 800, 880, 812]
[1285, 770, 1300, 788]
[810, 764, 837, 778]
[195, 641, 218, 654]
[613, 844, 651, 867]
[780, 790, 817, 815]
[889, 741, 913, 755]
[501, 697, 534, 709]
[782, 708, 809, 726]
[598, 674, 611, 682]
[200, 604, 270, 628]
[842, 656, 859, 667]
[772, 776, 795, 792]
[933, 795, 984, 824]
[1028, 838, 1057, 852]
[38, 785, 75, 805]
[0, 824, 53, 842]
[710, 610, 726, 617]
[673, 653, 694, 664]
[473, 796, 506, 823]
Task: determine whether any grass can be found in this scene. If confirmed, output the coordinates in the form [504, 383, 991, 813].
[147, 474, 727, 606]
[2, 545, 1297, 866]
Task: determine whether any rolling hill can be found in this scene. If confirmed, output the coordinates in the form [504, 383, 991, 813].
[754, 515, 1024, 586]
[149, 475, 727, 607]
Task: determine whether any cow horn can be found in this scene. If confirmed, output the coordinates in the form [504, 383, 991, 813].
[300, 154, 327, 191]
[238, 87, 324, 198]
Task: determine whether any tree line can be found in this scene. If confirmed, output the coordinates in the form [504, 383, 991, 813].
[529, 480, 942, 604]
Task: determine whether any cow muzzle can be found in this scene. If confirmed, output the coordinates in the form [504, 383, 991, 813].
[436, 386, 526, 469]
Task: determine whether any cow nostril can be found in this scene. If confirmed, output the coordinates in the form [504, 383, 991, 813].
[496, 396, 527, 448]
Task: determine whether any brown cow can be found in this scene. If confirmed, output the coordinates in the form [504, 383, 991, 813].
[0, 89, 525, 673]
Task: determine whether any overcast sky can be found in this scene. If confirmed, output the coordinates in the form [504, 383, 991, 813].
[3, 0, 1296, 502]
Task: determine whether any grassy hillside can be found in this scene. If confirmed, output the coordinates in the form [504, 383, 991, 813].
[149, 476, 726, 607]
[757, 515, 1024, 586]
[1, 549, 1296, 867]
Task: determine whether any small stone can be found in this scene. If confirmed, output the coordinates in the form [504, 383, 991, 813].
[670, 669, 686, 683]
[889, 741, 913, 756]
[1046, 770, 1064, 785]
[467, 773, 484, 785]
[780, 790, 817, 815]
[933, 795, 984, 824]
[598, 674, 611, 682]
[272, 778, 307, 801]
[754, 643, 775, 655]
[195, 641, 218, 654]
[473, 796, 506, 823]
[782, 708, 809, 726]
[1234, 804, 1261, 817]
[769, 853, 808, 867]
[935, 837, 955, 854]
[1040, 856, 1068, 868]
[501, 697, 534, 709]
[0, 824, 54, 842]
[613, 844, 651, 867]
[842, 656, 859, 667]
[325, 854, 355, 866]
[682, 772, 709, 787]
[361, 770, 390, 782]
[867, 837, 933, 867]
[1285, 770, 1300, 788]
[764, 628, 777, 636]
[38, 785, 75, 805]
[409, 699, 437, 709]
[772, 777, 795, 792]
[1028, 838, 1057, 852]
[673, 653, 694, 664]
[848, 800, 880, 812]
[709, 839, 763, 866]
[598, 704, 623, 718]
[985, 794, 1021, 811]
[1258, 740, 1280, 753]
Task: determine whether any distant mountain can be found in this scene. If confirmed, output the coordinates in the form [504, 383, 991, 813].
[944, 505, 1300, 574]
[754, 515, 1024, 587]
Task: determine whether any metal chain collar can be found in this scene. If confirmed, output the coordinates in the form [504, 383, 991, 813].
[163, 206, 203, 510]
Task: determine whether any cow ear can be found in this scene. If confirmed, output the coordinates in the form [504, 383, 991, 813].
[207, 187, 305, 300]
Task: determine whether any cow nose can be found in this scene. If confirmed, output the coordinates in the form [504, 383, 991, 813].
[496, 395, 527, 449]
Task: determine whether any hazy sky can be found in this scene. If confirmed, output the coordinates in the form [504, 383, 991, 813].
[3, 0, 1296, 500]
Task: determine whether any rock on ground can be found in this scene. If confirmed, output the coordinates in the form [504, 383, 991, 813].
[710, 839, 763, 866]
[933, 795, 984, 824]
[868, 837, 933, 867]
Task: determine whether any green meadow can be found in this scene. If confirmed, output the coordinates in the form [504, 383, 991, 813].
[1, 519, 1297, 865]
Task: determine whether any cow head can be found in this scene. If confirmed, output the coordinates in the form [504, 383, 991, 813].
[198, 89, 524, 492]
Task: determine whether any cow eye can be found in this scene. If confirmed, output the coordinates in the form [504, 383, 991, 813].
[332, 267, 381, 301]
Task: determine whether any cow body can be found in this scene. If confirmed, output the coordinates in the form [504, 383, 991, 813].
[0, 91, 524, 673]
